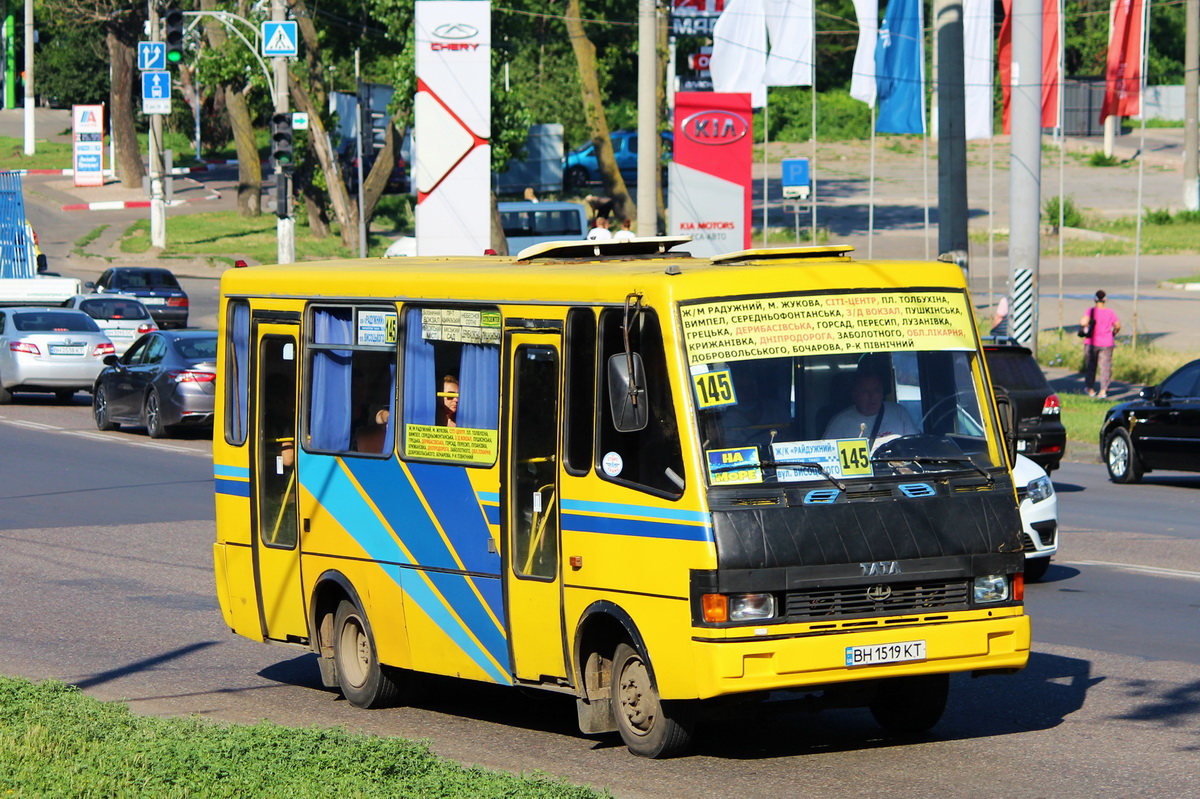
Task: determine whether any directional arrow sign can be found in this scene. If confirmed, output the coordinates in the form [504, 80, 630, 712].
[138, 42, 166, 71]
[262, 21, 299, 57]
[142, 71, 171, 115]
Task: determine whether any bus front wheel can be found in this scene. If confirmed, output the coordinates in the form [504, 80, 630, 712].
[612, 642, 695, 758]
[333, 599, 402, 709]
[869, 673, 949, 735]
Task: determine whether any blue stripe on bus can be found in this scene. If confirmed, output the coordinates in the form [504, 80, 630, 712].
[215, 478, 250, 497]
[408, 462, 503, 577]
[214, 464, 250, 479]
[562, 512, 712, 542]
[560, 498, 710, 524]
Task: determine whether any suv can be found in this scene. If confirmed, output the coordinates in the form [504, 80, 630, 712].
[982, 338, 1066, 472]
[87, 267, 189, 329]
[562, 130, 673, 189]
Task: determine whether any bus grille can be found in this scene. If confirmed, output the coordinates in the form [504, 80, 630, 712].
[784, 580, 970, 620]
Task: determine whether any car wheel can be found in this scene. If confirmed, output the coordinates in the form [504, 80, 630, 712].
[145, 389, 169, 439]
[612, 642, 695, 758]
[333, 599, 403, 709]
[1023, 556, 1051, 582]
[564, 166, 589, 190]
[93, 386, 119, 431]
[869, 673, 950, 735]
[1104, 428, 1143, 483]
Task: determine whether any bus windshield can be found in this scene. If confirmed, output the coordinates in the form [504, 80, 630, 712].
[680, 291, 1000, 486]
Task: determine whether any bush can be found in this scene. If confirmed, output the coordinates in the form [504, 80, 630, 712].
[1043, 195, 1084, 228]
[1143, 207, 1174, 225]
[754, 89, 873, 141]
[1036, 328, 1193, 388]
[1088, 152, 1120, 167]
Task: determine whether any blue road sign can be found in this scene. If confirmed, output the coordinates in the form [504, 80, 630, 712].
[781, 157, 811, 200]
[142, 71, 171, 115]
[138, 42, 166, 71]
[262, 21, 299, 57]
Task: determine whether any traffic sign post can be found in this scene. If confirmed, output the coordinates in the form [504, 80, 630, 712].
[137, 42, 166, 71]
[142, 71, 171, 115]
[262, 21, 298, 57]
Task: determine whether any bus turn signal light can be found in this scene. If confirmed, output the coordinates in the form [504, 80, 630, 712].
[702, 594, 728, 623]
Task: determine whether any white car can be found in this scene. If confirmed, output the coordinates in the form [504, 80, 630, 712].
[65, 293, 158, 355]
[1013, 453, 1058, 581]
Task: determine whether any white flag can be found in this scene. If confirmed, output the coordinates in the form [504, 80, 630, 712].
[711, 0, 768, 107]
[849, 0, 878, 106]
[963, 0, 993, 139]
[763, 0, 814, 87]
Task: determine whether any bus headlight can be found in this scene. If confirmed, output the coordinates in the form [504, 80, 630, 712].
[729, 593, 776, 621]
[973, 575, 1010, 603]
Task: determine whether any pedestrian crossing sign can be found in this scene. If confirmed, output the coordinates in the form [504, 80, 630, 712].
[262, 21, 298, 58]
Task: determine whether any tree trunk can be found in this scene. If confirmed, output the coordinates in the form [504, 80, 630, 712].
[490, 192, 508, 255]
[291, 79, 358, 251]
[564, 0, 634, 222]
[225, 87, 263, 217]
[107, 31, 143, 190]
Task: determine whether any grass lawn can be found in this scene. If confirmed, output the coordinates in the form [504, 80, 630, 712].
[0, 677, 607, 798]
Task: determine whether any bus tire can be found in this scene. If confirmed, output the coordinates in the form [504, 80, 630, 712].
[869, 673, 949, 735]
[612, 642, 694, 758]
[333, 599, 402, 709]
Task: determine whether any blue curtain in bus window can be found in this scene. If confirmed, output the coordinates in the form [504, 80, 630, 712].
[310, 308, 354, 450]
[228, 300, 250, 444]
[403, 307, 436, 425]
[384, 360, 397, 446]
[458, 343, 499, 429]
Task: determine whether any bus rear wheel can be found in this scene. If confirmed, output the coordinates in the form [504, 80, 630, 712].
[612, 642, 694, 758]
[869, 673, 949, 735]
[333, 599, 402, 709]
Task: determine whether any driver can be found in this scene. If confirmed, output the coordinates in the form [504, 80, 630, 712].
[823, 369, 918, 443]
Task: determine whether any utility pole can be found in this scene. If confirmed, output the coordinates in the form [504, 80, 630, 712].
[1009, 0, 1042, 351]
[272, 0, 294, 264]
[1184, 0, 1198, 210]
[935, 0, 969, 267]
[635, 0, 656, 236]
[149, 2, 167, 249]
[22, 0, 31, 154]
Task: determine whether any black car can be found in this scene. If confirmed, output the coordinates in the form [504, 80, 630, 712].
[92, 329, 217, 438]
[88, 267, 189, 329]
[338, 141, 410, 194]
[982, 339, 1067, 472]
[1100, 358, 1200, 483]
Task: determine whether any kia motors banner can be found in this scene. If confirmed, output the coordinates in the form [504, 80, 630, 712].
[669, 92, 752, 257]
[415, 1, 491, 256]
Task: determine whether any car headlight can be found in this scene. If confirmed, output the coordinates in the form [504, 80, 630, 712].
[1026, 474, 1054, 504]
[973, 574, 1010, 603]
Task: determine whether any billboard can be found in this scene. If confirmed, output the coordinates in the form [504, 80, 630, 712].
[668, 92, 752, 257]
[414, 1, 491, 256]
[72, 105, 105, 188]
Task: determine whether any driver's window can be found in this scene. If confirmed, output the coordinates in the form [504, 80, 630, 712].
[1160, 364, 1200, 399]
[124, 338, 149, 365]
[143, 336, 167, 365]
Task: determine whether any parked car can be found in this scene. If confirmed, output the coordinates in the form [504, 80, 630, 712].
[338, 141, 410, 194]
[562, 130, 673, 189]
[65, 294, 157, 355]
[1100, 357, 1200, 483]
[92, 329, 218, 438]
[1013, 453, 1058, 582]
[0, 307, 115, 403]
[498, 201, 590, 252]
[982, 338, 1066, 472]
[87, 267, 189, 329]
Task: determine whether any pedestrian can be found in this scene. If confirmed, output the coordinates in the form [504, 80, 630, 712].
[613, 218, 636, 240]
[989, 295, 1009, 338]
[1080, 290, 1121, 398]
[586, 216, 612, 241]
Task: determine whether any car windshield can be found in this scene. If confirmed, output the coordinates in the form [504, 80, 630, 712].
[79, 298, 150, 321]
[984, 348, 1048, 391]
[13, 311, 100, 333]
[681, 291, 1002, 487]
[173, 336, 218, 361]
[115, 270, 180, 289]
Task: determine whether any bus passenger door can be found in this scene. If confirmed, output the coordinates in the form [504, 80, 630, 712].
[504, 334, 568, 683]
[252, 326, 307, 642]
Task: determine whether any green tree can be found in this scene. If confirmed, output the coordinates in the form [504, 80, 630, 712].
[36, 16, 110, 107]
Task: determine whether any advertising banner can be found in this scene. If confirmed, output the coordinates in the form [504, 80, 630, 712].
[668, 92, 752, 257]
[414, 1, 491, 256]
[72, 105, 105, 188]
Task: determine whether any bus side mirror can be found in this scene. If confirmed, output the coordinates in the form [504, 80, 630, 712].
[607, 352, 649, 432]
[993, 388, 1018, 465]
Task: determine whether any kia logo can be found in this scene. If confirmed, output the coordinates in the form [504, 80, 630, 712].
[433, 23, 479, 40]
[681, 110, 748, 145]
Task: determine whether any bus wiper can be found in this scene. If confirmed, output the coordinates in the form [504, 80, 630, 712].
[760, 459, 846, 491]
[871, 453, 992, 483]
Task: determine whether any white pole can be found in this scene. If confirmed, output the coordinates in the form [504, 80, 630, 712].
[23, 0, 33, 155]
[922, 132, 930, 260]
[1057, 0, 1066, 330]
[868, 107, 876, 259]
[1132, 0, 1151, 348]
[988, 133, 994, 306]
[763, 98, 769, 247]
[810, 83, 817, 243]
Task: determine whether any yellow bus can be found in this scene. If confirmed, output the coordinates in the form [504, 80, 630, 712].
[212, 239, 1029, 758]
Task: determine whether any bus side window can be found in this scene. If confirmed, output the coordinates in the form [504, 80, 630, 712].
[564, 308, 596, 475]
[225, 299, 251, 446]
[596, 308, 684, 497]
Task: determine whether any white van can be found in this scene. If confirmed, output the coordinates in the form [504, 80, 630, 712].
[498, 201, 589, 252]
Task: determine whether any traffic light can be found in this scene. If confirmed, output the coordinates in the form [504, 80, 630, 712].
[270, 112, 294, 169]
[163, 5, 185, 64]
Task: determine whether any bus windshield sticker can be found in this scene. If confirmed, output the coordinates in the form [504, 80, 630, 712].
[706, 447, 762, 485]
[679, 291, 975, 366]
[692, 368, 738, 409]
[405, 424, 499, 464]
[771, 439, 874, 482]
[357, 310, 398, 345]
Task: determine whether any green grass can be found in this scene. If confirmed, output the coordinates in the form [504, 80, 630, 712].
[1055, 216, 1200, 256]
[73, 224, 109, 258]
[0, 134, 75, 170]
[0, 677, 607, 798]
[1058, 392, 1110, 446]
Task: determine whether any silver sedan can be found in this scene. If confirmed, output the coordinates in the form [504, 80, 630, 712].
[0, 307, 115, 402]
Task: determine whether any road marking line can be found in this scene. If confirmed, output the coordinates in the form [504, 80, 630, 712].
[3, 419, 60, 430]
[1065, 560, 1200, 581]
[63, 430, 208, 456]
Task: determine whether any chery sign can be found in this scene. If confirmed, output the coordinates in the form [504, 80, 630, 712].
[415, 2, 491, 256]
[669, 92, 752, 257]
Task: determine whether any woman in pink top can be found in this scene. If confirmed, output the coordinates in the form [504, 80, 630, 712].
[1081, 290, 1121, 398]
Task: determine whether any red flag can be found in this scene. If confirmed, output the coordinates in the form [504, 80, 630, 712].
[998, 0, 1061, 133]
[1101, 0, 1144, 122]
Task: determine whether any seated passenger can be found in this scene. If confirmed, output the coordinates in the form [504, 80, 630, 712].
[823, 369, 918, 443]
[353, 408, 391, 454]
[436, 375, 459, 427]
